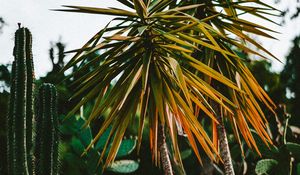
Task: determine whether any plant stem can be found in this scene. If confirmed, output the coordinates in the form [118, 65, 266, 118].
[217, 114, 235, 175]
[158, 124, 173, 175]
[283, 117, 289, 145]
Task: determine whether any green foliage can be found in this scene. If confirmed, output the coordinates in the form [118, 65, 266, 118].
[107, 160, 139, 174]
[2, 2, 300, 174]
[34, 83, 59, 175]
[58, 0, 281, 170]
[286, 142, 300, 159]
[60, 115, 139, 174]
[49, 41, 65, 73]
[243, 104, 300, 175]
[250, 117, 299, 175]
[255, 159, 278, 175]
[221, 59, 300, 175]
[281, 36, 300, 126]
[251, 130, 279, 157]
[95, 126, 112, 150]
[94, 126, 137, 158]
[248, 60, 284, 104]
[70, 137, 85, 156]
[42, 40, 66, 84]
[0, 64, 11, 88]
[115, 137, 137, 158]
[180, 149, 192, 160]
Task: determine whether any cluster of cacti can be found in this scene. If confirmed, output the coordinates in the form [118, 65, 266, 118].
[6, 26, 59, 175]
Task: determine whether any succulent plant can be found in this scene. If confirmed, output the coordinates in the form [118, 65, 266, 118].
[255, 159, 278, 175]
[6, 26, 34, 175]
[107, 160, 139, 174]
[95, 126, 137, 159]
[253, 114, 300, 175]
[60, 115, 139, 174]
[34, 83, 59, 175]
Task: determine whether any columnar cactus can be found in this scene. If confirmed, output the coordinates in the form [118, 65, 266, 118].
[6, 26, 61, 175]
[25, 28, 35, 173]
[7, 61, 16, 174]
[34, 83, 59, 175]
[6, 26, 34, 175]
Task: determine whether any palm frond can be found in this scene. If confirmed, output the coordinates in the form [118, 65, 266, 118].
[59, 0, 279, 168]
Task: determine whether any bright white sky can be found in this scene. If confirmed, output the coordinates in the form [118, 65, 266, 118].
[0, 0, 299, 77]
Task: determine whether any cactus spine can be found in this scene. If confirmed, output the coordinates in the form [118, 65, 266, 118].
[35, 83, 59, 175]
[7, 27, 34, 175]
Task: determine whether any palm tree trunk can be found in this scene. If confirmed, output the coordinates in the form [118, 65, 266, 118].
[217, 114, 235, 175]
[158, 124, 174, 175]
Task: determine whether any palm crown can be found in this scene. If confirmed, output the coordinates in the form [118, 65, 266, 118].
[58, 0, 280, 170]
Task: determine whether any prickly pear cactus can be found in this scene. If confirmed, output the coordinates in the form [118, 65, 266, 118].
[94, 126, 137, 158]
[61, 114, 139, 174]
[6, 26, 35, 175]
[286, 142, 300, 159]
[115, 136, 137, 158]
[255, 159, 278, 175]
[107, 160, 139, 174]
[34, 83, 59, 175]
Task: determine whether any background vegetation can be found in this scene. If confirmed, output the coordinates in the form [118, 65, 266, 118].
[1, 34, 299, 175]
[0, 1, 300, 174]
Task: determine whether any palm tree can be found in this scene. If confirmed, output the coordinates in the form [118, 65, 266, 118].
[57, 0, 280, 174]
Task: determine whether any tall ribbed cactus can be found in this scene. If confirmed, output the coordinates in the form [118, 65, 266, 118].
[34, 83, 59, 175]
[6, 26, 34, 175]
[25, 27, 35, 174]
[6, 26, 60, 175]
[7, 61, 16, 174]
